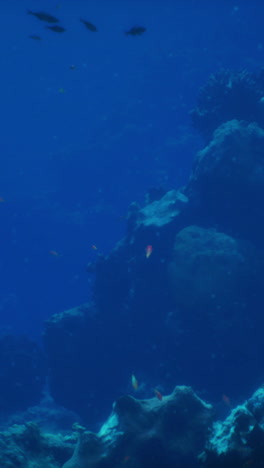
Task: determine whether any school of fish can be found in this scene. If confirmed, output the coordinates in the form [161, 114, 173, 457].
[27, 9, 147, 38]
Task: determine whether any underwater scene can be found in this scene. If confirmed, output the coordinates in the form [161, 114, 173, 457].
[1, 0, 264, 467]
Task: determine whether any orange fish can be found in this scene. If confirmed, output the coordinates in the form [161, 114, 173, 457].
[145, 245, 153, 258]
[49, 250, 60, 257]
[91, 245, 98, 250]
[154, 389, 163, 401]
[0, 197, 5, 203]
[131, 374, 139, 391]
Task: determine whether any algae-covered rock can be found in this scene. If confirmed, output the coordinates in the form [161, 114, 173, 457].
[0, 421, 76, 468]
[64, 386, 213, 468]
[200, 387, 264, 467]
[168, 225, 258, 313]
[187, 120, 264, 240]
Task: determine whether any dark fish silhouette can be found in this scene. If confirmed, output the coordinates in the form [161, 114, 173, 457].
[80, 18, 98, 32]
[29, 35, 42, 41]
[46, 25, 66, 33]
[27, 10, 59, 23]
[125, 26, 146, 36]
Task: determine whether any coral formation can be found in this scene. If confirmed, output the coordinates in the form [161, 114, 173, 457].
[64, 386, 213, 468]
[187, 120, 264, 240]
[200, 387, 264, 467]
[191, 69, 264, 142]
[44, 109, 264, 420]
[168, 225, 258, 313]
[6, 67, 264, 465]
[0, 421, 76, 468]
[2, 385, 264, 468]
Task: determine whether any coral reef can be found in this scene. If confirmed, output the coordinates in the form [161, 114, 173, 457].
[200, 387, 264, 468]
[168, 225, 259, 313]
[0, 421, 76, 468]
[44, 113, 264, 419]
[64, 386, 213, 468]
[187, 120, 264, 241]
[191, 69, 264, 142]
[0, 395, 80, 433]
[6, 67, 264, 465]
[2, 386, 264, 468]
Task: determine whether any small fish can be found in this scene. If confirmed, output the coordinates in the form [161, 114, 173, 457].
[91, 245, 98, 251]
[154, 389, 163, 401]
[131, 374, 139, 391]
[49, 250, 60, 257]
[27, 10, 59, 23]
[222, 394, 231, 407]
[145, 245, 153, 259]
[125, 26, 146, 36]
[80, 18, 98, 32]
[29, 35, 42, 41]
[46, 25, 66, 33]
[58, 88, 65, 93]
[0, 197, 5, 203]
[69, 64, 76, 70]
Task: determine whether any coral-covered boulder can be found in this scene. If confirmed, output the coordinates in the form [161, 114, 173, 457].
[168, 225, 258, 314]
[0, 421, 76, 468]
[64, 386, 213, 468]
[187, 120, 264, 240]
[200, 387, 264, 467]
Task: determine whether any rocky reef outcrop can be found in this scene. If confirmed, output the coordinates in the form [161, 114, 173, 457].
[191, 69, 264, 142]
[3, 385, 264, 468]
[200, 387, 264, 468]
[0, 421, 76, 468]
[168, 225, 259, 312]
[44, 107, 264, 420]
[64, 386, 213, 468]
[44, 80, 264, 422]
[4, 68, 264, 465]
[186, 120, 264, 241]
[0, 335, 46, 413]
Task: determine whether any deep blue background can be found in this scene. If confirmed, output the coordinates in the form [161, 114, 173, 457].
[0, 0, 263, 338]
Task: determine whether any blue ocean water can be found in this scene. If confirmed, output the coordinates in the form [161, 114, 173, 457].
[0, 0, 264, 434]
[0, 0, 259, 336]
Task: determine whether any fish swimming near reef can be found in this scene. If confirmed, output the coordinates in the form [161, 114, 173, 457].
[145, 245, 153, 259]
[49, 250, 60, 257]
[154, 389, 163, 401]
[131, 374, 139, 391]
[125, 26, 146, 36]
[27, 10, 59, 23]
[29, 35, 42, 41]
[80, 18, 98, 32]
[46, 25, 66, 33]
